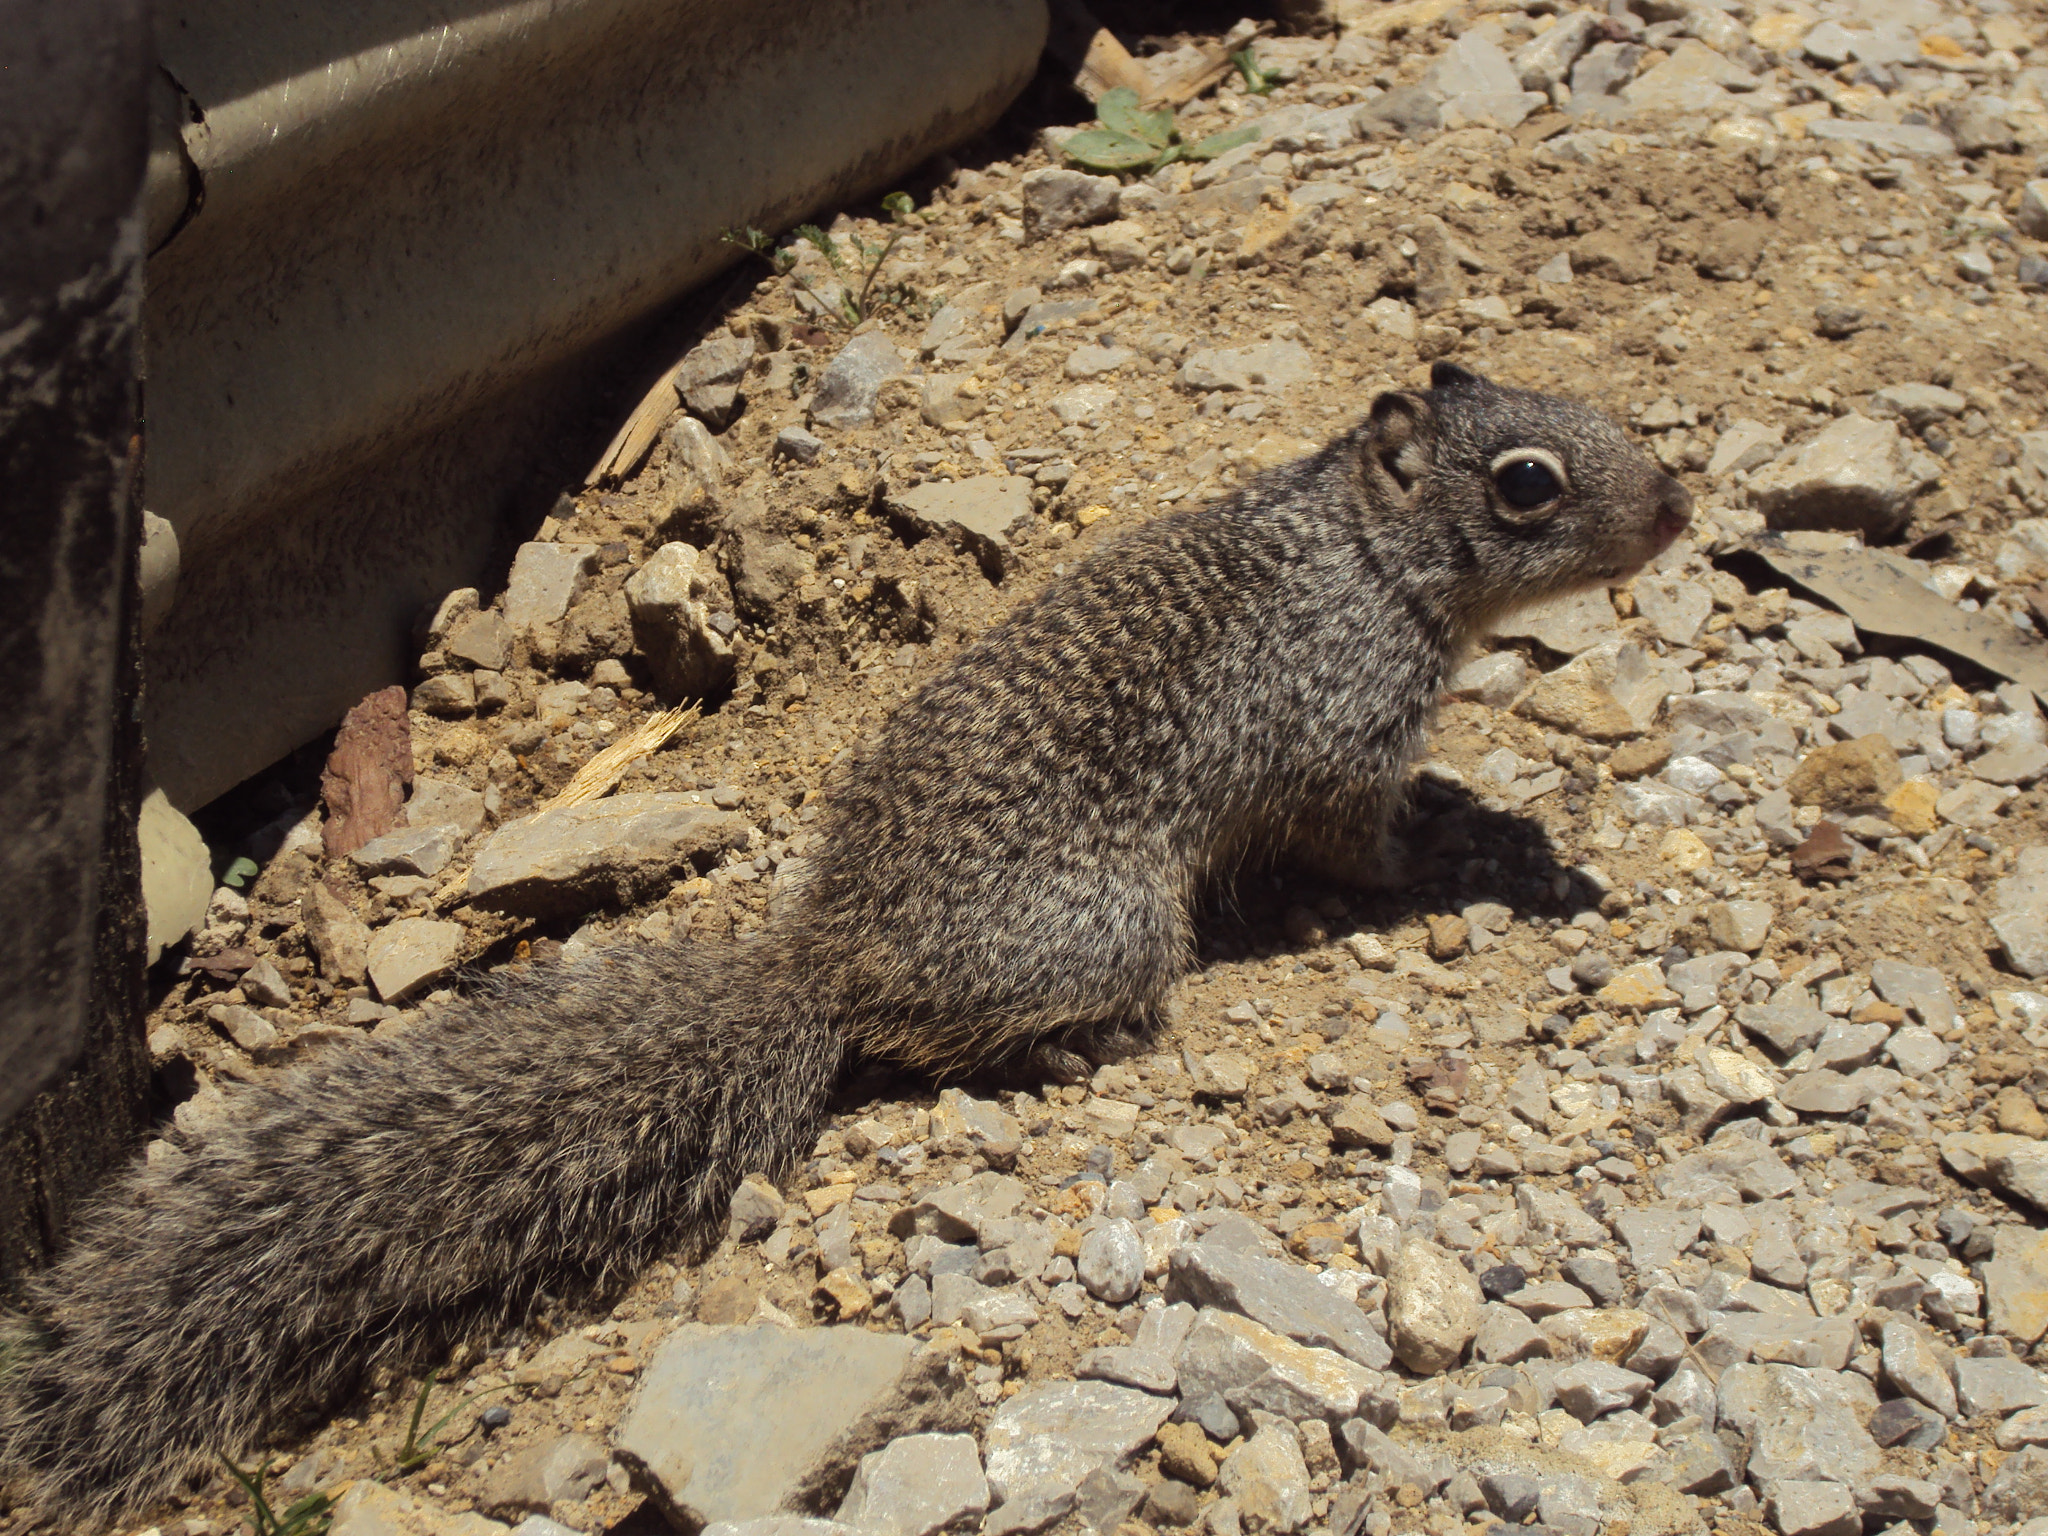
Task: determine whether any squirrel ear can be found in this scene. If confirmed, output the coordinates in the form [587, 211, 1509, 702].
[1429, 361, 1486, 391]
[1363, 389, 1437, 496]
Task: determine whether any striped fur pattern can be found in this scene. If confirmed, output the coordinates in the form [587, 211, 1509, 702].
[0, 364, 1688, 1526]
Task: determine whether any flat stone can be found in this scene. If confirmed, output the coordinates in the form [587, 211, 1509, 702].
[1553, 1362, 1653, 1421]
[982, 1381, 1173, 1507]
[616, 1325, 970, 1531]
[835, 1433, 989, 1536]
[1613, 1209, 1701, 1272]
[810, 332, 905, 432]
[1868, 1396, 1947, 1449]
[1166, 1243, 1393, 1370]
[503, 543, 599, 634]
[1492, 588, 1618, 656]
[408, 776, 487, 839]
[1749, 414, 1915, 540]
[328, 1480, 506, 1536]
[1177, 341, 1314, 394]
[1634, 575, 1712, 647]
[1880, 1318, 1957, 1419]
[1768, 1479, 1859, 1536]
[775, 427, 825, 463]
[467, 795, 751, 918]
[1698, 1314, 1856, 1373]
[1805, 118, 1958, 157]
[1736, 1001, 1829, 1057]
[1977, 740, 2048, 786]
[1622, 41, 1759, 113]
[1716, 1363, 1882, 1486]
[351, 823, 458, 879]
[1077, 1346, 1176, 1396]
[304, 883, 371, 984]
[1449, 651, 1531, 708]
[1985, 1226, 2048, 1346]
[1941, 1131, 2048, 1211]
[1474, 1304, 1551, 1365]
[365, 917, 464, 1003]
[885, 477, 1035, 581]
[1983, 1445, 2048, 1523]
[478, 1433, 609, 1518]
[1174, 1308, 1382, 1424]
[1955, 1354, 2048, 1416]
[1020, 169, 1121, 238]
[1708, 419, 1784, 478]
[1386, 1239, 1483, 1374]
[1869, 959, 1957, 1031]
[1778, 1068, 1895, 1116]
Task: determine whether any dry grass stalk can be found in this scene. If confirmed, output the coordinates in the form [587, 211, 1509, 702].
[545, 705, 697, 809]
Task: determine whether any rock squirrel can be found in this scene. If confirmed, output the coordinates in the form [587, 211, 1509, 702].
[0, 362, 1690, 1527]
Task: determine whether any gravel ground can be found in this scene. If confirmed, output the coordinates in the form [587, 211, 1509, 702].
[33, 3, 2048, 1536]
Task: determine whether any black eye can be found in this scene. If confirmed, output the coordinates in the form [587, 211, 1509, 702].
[1494, 457, 1562, 509]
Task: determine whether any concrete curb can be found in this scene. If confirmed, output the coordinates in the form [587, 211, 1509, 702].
[142, 0, 1048, 810]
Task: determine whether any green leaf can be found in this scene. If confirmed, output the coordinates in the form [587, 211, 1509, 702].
[223, 856, 259, 888]
[1185, 124, 1259, 162]
[795, 225, 843, 274]
[1098, 88, 1174, 149]
[1232, 47, 1277, 94]
[1061, 128, 1160, 172]
[881, 191, 916, 222]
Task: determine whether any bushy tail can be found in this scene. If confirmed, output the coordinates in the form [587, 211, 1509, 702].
[0, 935, 843, 1529]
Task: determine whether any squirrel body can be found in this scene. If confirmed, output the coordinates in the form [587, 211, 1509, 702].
[0, 364, 1690, 1526]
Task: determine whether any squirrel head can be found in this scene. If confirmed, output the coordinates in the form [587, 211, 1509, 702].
[1357, 361, 1692, 628]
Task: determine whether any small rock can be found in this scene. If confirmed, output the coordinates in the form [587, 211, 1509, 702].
[1155, 1421, 1218, 1489]
[1749, 415, 1917, 540]
[675, 334, 756, 431]
[1386, 1239, 1483, 1374]
[365, 917, 465, 1003]
[616, 1325, 970, 1531]
[1704, 899, 1773, 953]
[351, 823, 458, 879]
[834, 1433, 989, 1536]
[810, 333, 904, 432]
[1768, 1479, 1859, 1536]
[479, 1433, 609, 1518]
[625, 542, 738, 701]
[982, 1381, 1174, 1508]
[884, 477, 1035, 581]
[503, 543, 600, 634]
[1078, 1221, 1144, 1304]
[467, 796, 751, 918]
[1021, 169, 1121, 238]
[1218, 1423, 1311, 1535]
[1786, 735, 1901, 810]
[775, 427, 824, 463]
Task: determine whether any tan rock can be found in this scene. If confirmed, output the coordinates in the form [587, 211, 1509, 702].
[1994, 1086, 2048, 1140]
[1607, 737, 1673, 780]
[1387, 1238, 1483, 1374]
[1599, 962, 1681, 1010]
[1156, 1420, 1218, 1488]
[1542, 1307, 1651, 1362]
[1658, 828, 1713, 872]
[1883, 779, 1940, 836]
[1516, 667, 1639, 740]
[1786, 734, 1902, 809]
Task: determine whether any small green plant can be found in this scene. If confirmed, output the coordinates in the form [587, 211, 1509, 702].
[1232, 46, 1279, 95]
[219, 1454, 334, 1536]
[1060, 88, 1259, 176]
[394, 1369, 487, 1474]
[722, 192, 922, 329]
[221, 855, 260, 889]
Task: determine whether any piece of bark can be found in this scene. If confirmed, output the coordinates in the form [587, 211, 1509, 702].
[321, 685, 413, 860]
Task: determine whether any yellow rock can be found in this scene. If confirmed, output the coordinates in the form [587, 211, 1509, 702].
[1920, 33, 1968, 59]
[1598, 962, 1680, 1011]
[1749, 13, 1814, 51]
[813, 1266, 872, 1320]
[804, 1182, 856, 1217]
[1772, 102, 1834, 138]
[1658, 828, 1713, 871]
[1885, 779, 1941, 836]
[1075, 504, 1116, 528]
[1543, 1307, 1651, 1362]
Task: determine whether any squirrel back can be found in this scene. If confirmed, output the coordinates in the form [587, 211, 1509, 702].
[0, 363, 1688, 1527]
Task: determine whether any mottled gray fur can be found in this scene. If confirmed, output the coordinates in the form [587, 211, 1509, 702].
[0, 364, 1688, 1527]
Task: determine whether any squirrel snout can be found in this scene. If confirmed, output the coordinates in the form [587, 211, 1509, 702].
[1651, 472, 1694, 546]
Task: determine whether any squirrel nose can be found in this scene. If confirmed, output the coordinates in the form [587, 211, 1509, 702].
[1654, 473, 1694, 536]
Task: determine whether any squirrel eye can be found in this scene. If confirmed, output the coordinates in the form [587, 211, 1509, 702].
[1493, 455, 1562, 510]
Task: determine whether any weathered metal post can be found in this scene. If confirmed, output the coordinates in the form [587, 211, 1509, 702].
[0, 0, 153, 1275]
